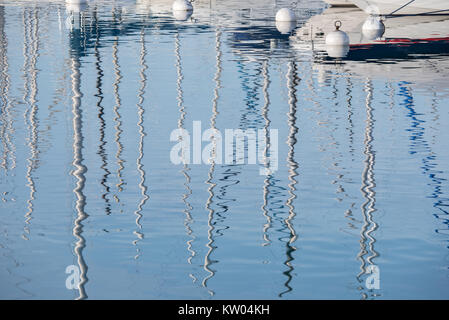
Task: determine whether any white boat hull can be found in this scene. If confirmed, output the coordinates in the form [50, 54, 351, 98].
[350, 0, 449, 15]
[323, 0, 356, 7]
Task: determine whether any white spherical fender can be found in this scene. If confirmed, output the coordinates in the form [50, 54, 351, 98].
[276, 21, 296, 34]
[172, 0, 193, 12]
[275, 8, 296, 22]
[66, 0, 86, 4]
[326, 45, 350, 58]
[325, 22, 350, 46]
[325, 21, 350, 58]
[173, 9, 193, 21]
[362, 16, 385, 40]
[325, 30, 350, 46]
[66, 0, 87, 14]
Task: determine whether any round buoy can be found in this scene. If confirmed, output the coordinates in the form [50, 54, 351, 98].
[275, 8, 296, 22]
[173, 9, 193, 21]
[66, 0, 87, 14]
[325, 21, 350, 58]
[326, 45, 349, 58]
[362, 16, 385, 40]
[276, 20, 296, 34]
[135, 0, 151, 15]
[172, 0, 193, 12]
[66, 0, 86, 4]
[325, 21, 350, 46]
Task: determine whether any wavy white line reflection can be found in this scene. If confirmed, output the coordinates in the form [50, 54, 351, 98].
[357, 79, 379, 300]
[133, 28, 149, 260]
[203, 29, 223, 296]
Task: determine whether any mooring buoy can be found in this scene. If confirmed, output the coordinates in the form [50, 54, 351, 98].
[172, 0, 193, 12]
[325, 21, 350, 58]
[276, 21, 296, 34]
[275, 8, 296, 22]
[362, 16, 385, 40]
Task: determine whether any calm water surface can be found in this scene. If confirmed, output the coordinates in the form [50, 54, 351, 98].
[0, 0, 449, 299]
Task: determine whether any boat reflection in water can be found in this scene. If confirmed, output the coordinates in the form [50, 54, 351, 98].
[291, 7, 449, 88]
[291, 7, 449, 299]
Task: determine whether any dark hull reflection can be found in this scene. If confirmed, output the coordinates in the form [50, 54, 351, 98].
[324, 38, 449, 62]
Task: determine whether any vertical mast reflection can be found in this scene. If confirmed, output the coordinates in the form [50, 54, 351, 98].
[23, 8, 40, 240]
[70, 54, 88, 300]
[342, 77, 358, 233]
[398, 83, 449, 258]
[203, 29, 222, 295]
[93, 7, 111, 215]
[357, 79, 379, 300]
[280, 61, 299, 297]
[69, 14, 88, 298]
[112, 10, 124, 203]
[261, 59, 272, 247]
[133, 28, 149, 260]
[0, 5, 15, 172]
[174, 31, 196, 285]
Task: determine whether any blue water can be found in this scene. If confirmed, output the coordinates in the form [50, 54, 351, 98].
[0, 0, 449, 300]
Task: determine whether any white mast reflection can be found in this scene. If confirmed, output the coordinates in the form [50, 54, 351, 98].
[23, 8, 40, 241]
[203, 28, 223, 296]
[261, 59, 272, 247]
[0, 6, 15, 173]
[68, 4, 89, 298]
[173, 30, 196, 286]
[357, 79, 379, 300]
[70, 52, 88, 300]
[279, 60, 299, 297]
[133, 28, 149, 260]
[112, 17, 125, 203]
[93, 7, 112, 216]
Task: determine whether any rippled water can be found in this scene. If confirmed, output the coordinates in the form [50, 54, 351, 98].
[0, 0, 449, 300]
